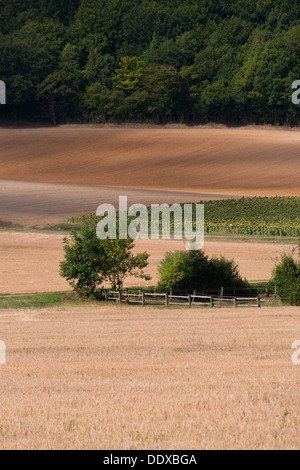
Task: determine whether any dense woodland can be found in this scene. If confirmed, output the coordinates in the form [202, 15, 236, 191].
[0, 0, 299, 125]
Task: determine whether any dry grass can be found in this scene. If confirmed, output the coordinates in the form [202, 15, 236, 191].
[0, 229, 288, 294]
[0, 304, 300, 450]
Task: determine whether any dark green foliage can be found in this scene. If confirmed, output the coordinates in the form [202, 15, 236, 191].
[60, 215, 150, 296]
[1, 0, 300, 124]
[272, 254, 300, 305]
[158, 249, 248, 291]
[60, 222, 108, 296]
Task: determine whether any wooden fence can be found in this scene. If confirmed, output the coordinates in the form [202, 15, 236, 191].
[101, 289, 261, 308]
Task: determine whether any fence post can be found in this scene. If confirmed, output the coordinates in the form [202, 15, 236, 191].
[188, 294, 191, 308]
[165, 293, 169, 307]
[210, 296, 214, 308]
[118, 291, 122, 304]
[142, 292, 145, 306]
[105, 290, 109, 302]
[234, 297, 237, 308]
[257, 297, 261, 308]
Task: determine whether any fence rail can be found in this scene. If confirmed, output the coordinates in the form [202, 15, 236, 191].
[101, 289, 261, 308]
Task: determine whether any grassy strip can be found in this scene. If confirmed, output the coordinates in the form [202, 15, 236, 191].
[0, 220, 23, 229]
[0, 281, 273, 310]
[30, 223, 82, 232]
[0, 220, 80, 233]
[0, 291, 79, 309]
[0, 291, 279, 310]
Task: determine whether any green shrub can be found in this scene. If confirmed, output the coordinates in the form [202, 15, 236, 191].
[158, 250, 249, 292]
[272, 255, 300, 305]
[207, 256, 249, 289]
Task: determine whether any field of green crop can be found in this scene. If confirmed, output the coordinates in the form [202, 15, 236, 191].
[71, 196, 300, 238]
[199, 197, 300, 237]
[156, 197, 299, 237]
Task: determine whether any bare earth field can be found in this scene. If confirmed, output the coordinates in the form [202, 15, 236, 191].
[0, 125, 299, 203]
[0, 230, 289, 293]
[0, 304, 299, 450]
[0, 180, 233, 226]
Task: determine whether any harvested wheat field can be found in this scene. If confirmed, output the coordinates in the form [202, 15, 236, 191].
[0, 304, 299, 450]
[0, 230, 289, 294]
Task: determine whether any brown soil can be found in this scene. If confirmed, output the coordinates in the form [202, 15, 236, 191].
[0, 180, 235, 226]
[0, 125, 299, 198]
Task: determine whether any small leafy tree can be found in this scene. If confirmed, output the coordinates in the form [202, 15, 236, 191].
[103, 238, 150, 290]
[60, 222, 108, 297]
[60, 215, 150, 297]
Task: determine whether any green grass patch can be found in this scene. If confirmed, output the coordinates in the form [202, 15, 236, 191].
[30, 223, 82, 232]
[0, 291, 79, 309]
[0, 220, 23, 230]
[0, 290, 281, 310]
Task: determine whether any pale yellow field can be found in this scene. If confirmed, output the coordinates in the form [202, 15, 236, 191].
[0, 304, 300, 450]
[0, 229, 289, 294]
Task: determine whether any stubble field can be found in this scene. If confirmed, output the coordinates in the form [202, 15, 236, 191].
[0, 230, 290, 293]
[0, 304, 299, 450]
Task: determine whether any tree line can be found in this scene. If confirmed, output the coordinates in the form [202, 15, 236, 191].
[0, 0, 300, 125]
